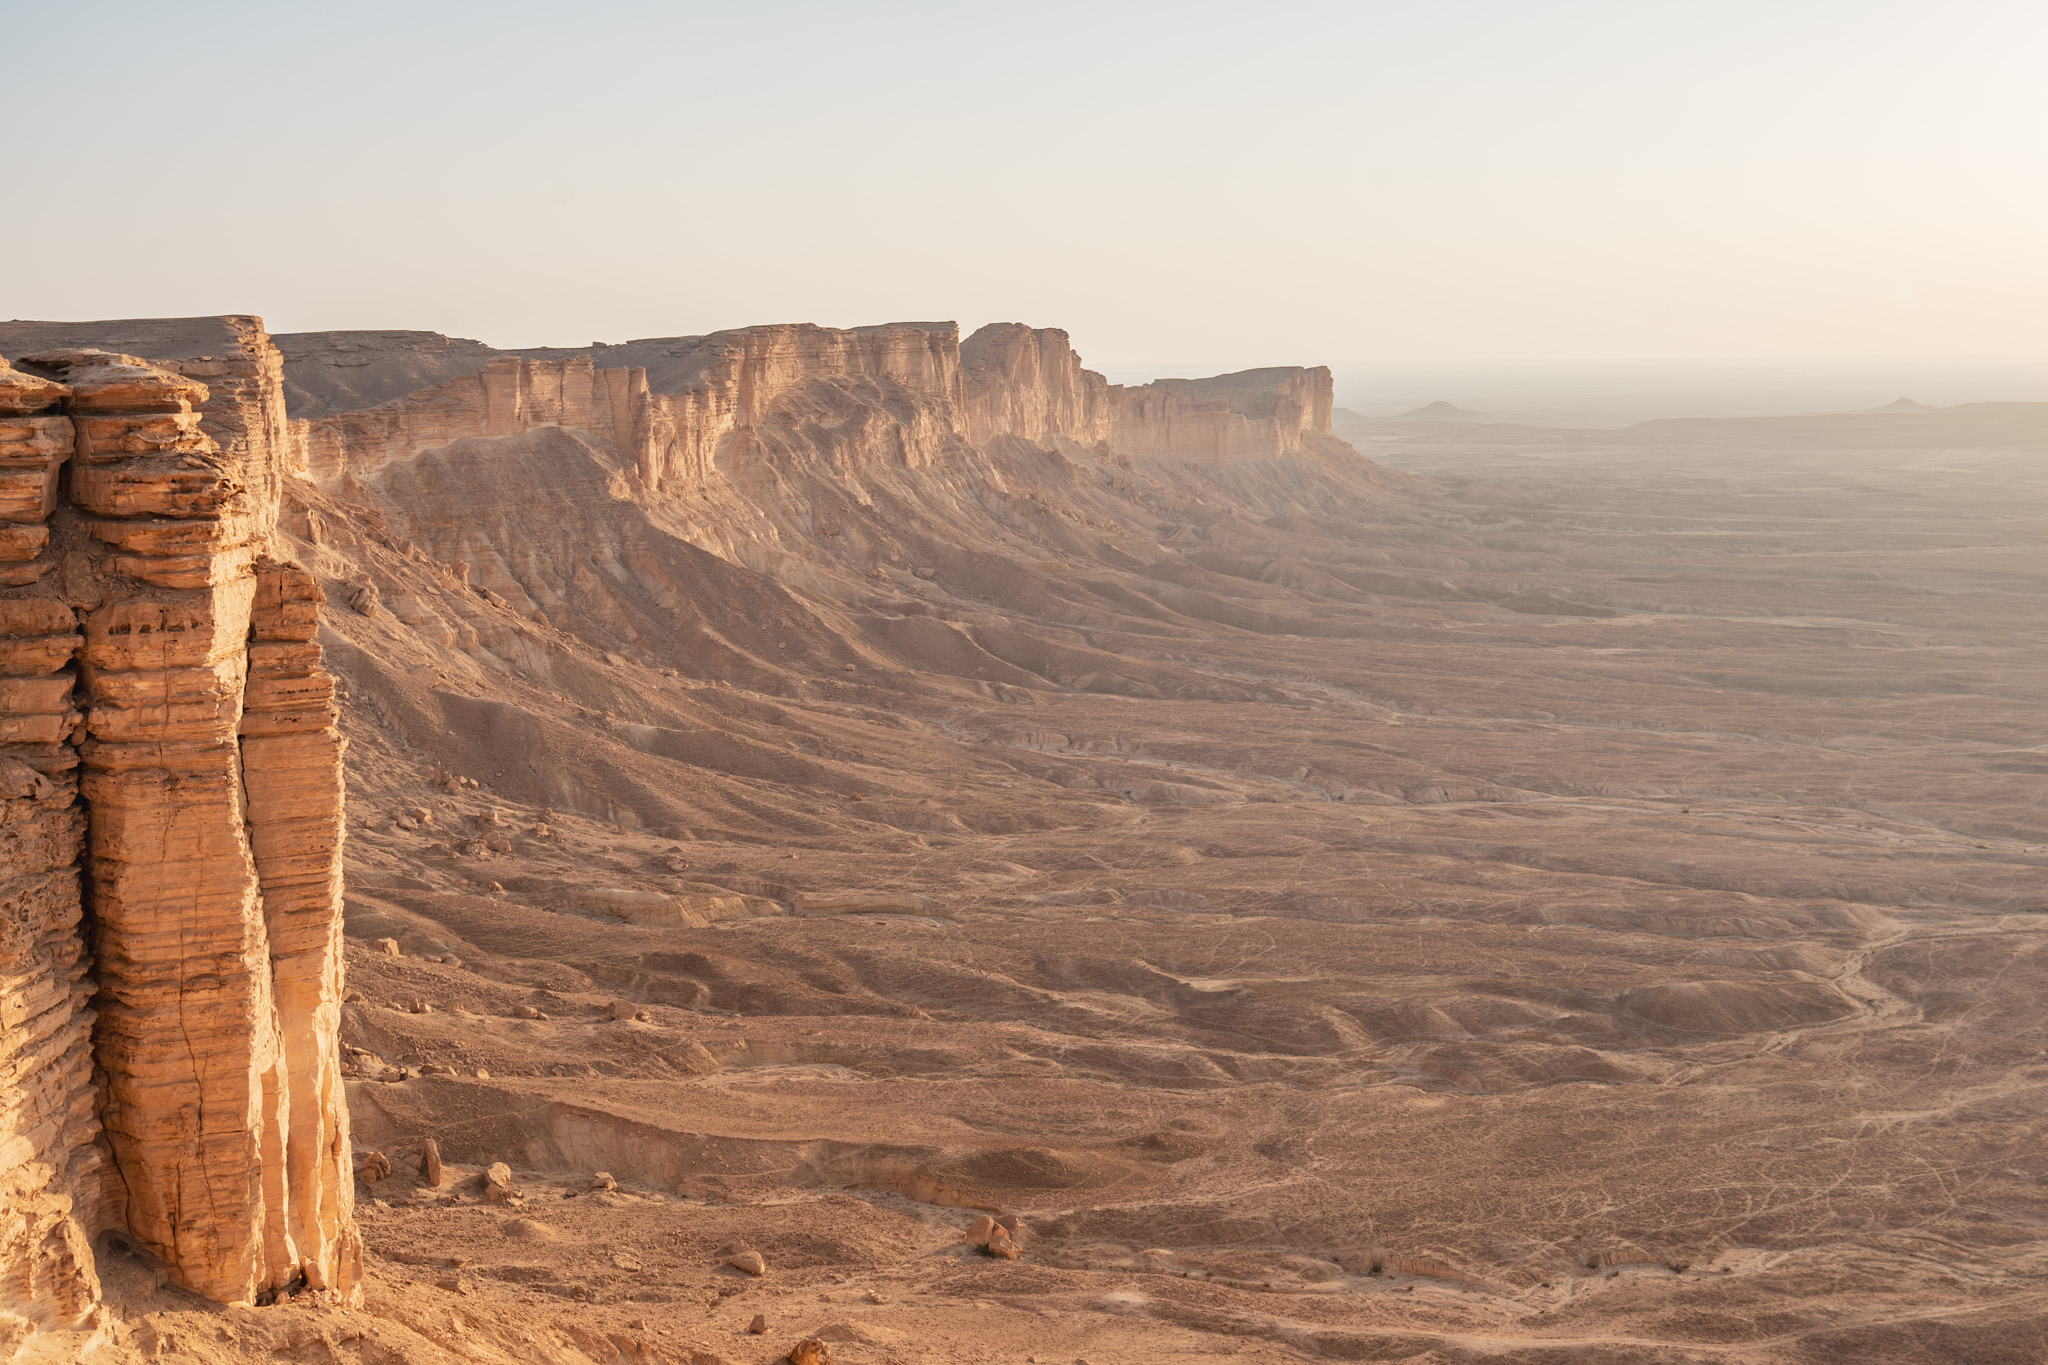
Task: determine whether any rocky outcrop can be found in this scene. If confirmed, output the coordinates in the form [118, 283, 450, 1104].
[295, 322, 968, 492]
[300, 354, 675, 491]
[962, 322, 1332, 459]
[292, 320, 1332, 492]
[960, 324, 1112, 447]
[0, 360, 107, 1339]
[0, 323, 357, 1321]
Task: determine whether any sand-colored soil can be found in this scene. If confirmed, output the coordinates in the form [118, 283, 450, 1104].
[110, 404, 2048, 1362]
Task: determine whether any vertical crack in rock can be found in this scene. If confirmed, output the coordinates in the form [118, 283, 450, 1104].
[0, 330, 356, 1321]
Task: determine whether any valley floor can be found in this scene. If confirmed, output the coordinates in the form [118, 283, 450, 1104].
[120, 420, 2048, 1363]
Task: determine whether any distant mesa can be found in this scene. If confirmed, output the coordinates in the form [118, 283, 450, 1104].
[1872, 396, 1932, 412]
[1398, 400, 1488, 421]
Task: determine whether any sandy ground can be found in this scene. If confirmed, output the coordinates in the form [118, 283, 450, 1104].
[102, 409, 2048, 1363]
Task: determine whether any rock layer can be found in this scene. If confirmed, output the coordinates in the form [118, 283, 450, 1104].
[0, 324, 356, 1319]
[288, 320, 1334, 494]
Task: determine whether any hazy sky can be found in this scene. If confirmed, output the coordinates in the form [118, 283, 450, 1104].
[9, 1, 2046, 380]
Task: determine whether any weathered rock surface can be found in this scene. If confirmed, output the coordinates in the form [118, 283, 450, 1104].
[0, 319, 357, 1322]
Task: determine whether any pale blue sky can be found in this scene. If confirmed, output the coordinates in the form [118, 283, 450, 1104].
[10, 1, 2045, 387]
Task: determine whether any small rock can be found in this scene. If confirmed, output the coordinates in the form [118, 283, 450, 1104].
[483, 1161, 514, 1204]
[590, 1172, 618, 1191]
[513, 1004, 546, 1020]
[986, 1229, 1020, 1259]
[409, 999, 434, 1015]
[419, 1138, 444, 1188]
[787, 1339, 830, 1365]
[726, 1249, 767, 1277]
[348, 582, 379, 616]
[356, 1151, 391, 1183]
[435, 1274, 472, 1295]
[419, 1063, 457, 1077]
[475, 1068, 491, 1080]
[609, 998, 641, 1022]
[748, 1314, 768, 1335]
[963, 1215, 998, 1246]
[372, 938, 401, 957]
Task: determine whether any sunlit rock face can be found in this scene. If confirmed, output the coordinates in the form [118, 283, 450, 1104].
[288, 319, 1333, 494]
[0, 308, 1330, 1332]
[0, 320, 357, 1321]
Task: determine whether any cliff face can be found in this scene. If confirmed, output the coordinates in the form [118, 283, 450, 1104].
[0, 308, 1353, 1334]
[0, 321, 356, 1326]
[290, 319, 1332, 497]
[294, 322, 969, 494]
[960, 322, 1333, 459]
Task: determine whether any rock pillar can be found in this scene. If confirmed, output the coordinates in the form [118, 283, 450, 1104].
[0, 345, 356, 1311]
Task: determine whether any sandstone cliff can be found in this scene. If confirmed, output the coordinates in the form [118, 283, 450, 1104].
[0, 308, 1368, 1343]
[289, 320, 1334, 493]
[961, 322, 1333, 460]
[0, 319, 357, 1331]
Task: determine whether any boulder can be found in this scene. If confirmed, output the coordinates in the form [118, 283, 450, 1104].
[483, 1162, 514, 1204]
[726, 1249, 767, 1276]
[373, 938, 401, 956]
[419, 1138, 444, 1188]
[786, 1339, 830, 1365]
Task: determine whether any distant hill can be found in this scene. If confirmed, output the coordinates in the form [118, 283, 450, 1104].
[1398, 400, 1488, 421]
[1872, 397, 1933, 412]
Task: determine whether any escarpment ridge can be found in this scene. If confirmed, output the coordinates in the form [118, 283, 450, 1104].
[0, 312, 1367, 1348]
[280, 320, 1336, 490]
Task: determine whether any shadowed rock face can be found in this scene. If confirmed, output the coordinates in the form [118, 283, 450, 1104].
[0, 323, 356, 1323]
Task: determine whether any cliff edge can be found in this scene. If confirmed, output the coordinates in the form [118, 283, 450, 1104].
[0, 318, 357, 1339]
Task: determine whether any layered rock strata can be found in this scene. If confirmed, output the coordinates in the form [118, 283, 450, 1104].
[962, 322, 1333, 458]
[0, 330, 356, 1323]
[289, 320, 1333, 493]
[0, 360, 103, 1336]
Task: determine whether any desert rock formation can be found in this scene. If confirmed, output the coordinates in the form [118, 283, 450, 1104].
[5, 309, 2043, 1363]
[0, 321, 357, 1333]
